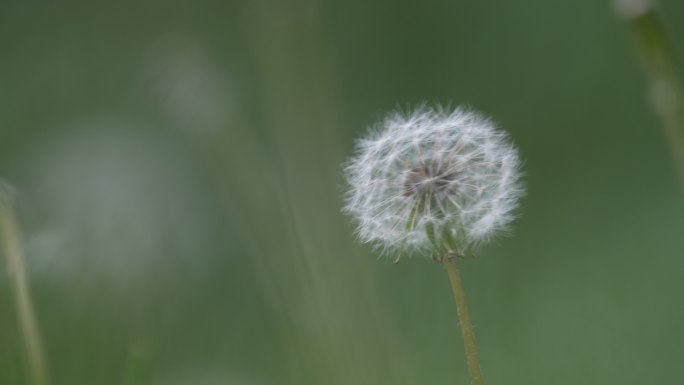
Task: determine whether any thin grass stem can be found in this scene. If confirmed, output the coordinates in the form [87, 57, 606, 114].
[621, 4, 684, 187]
[0, 192, 49, 385]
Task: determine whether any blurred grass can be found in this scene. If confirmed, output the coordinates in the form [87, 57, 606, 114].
[621, 3, 684, 187]
[1, 0, 684, 384]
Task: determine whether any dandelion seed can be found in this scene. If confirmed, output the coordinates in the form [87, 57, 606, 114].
[344, 105, 523, 261]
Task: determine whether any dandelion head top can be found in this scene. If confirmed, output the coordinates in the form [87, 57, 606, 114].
[344, 105, 523, 261]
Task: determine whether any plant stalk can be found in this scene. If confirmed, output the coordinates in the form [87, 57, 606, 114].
[0, 197, 49, 385]
[446, 259, 483, 385]
[623, 6, 684, 188]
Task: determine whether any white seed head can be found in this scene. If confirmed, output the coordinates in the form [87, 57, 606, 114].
[612, 0, 654, 19]
[343, 105, 524, 260]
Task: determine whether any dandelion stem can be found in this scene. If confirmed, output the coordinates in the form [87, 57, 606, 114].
[0, 195, 49, 385]
[445, 259, 483, 385]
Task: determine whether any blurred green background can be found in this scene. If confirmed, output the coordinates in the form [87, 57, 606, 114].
[2, 1, 684, 384]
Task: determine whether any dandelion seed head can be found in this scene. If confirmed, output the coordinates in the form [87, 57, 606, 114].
[612, 0, 654, 19]
[343, 105, 524, 259]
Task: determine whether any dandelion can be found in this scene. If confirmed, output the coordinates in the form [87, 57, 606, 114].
[343, 105, 524, 385]
[344, 105, 523, 262]
[612, 0, 654, 20]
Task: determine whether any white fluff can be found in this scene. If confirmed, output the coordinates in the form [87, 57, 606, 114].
[612, 0, 654, 19]
[344, 105, 524, 260]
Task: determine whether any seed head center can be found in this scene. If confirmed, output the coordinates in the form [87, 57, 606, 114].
[403, 165, 457, 198]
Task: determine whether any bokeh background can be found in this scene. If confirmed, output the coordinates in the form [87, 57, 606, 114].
[2, 1, 684, 384]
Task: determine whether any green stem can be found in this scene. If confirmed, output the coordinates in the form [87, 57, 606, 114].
[446, 259, 483, 385]
[0, 192, 49, 385]
[624, 7, 684, 188]
[122, 343, 150, 385]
